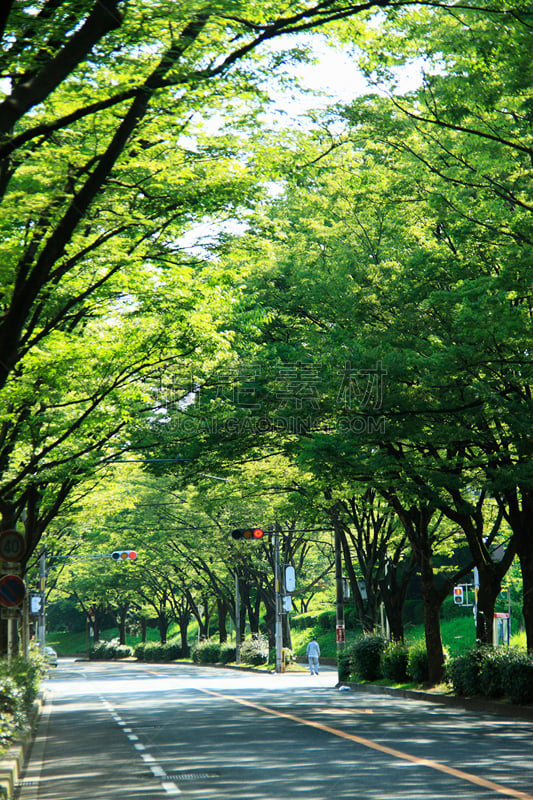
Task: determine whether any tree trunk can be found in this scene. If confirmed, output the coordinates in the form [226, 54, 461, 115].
[263, 598, 275, 649]
[475, 567, 502, 644]
[217, 598, 228, 643]
[421, 570, 445, 685]
[388, 496, 446, 684]
[282, 612, 292, 649]
[117, 605, 128, 645]
[501, 488, 533, 652]
[158, 614, 169, 644]
[176, 610, 190, 656]
[518, 545, 533, 652]
[385, 589, 406, 643]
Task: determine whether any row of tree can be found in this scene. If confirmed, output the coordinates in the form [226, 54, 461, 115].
[128, 4, 533, 683]
[1, 2, 531, 685]
[43, 467, 336, 652]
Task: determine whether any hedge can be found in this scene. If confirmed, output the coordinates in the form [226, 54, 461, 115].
[134, 640, 186, 662]
[347, 636, 429, 684]
[448, 646, 533, 704]
[191, 639, 222, 664]
[382, 642, 410, 683]
[0, 652, 44, 752]
[239, 635, 269, 666]
[407, 642, 429, 684]
[349, 635, 386, 681]
[89, 641, 133, 660]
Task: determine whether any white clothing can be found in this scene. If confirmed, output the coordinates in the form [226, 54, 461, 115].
[306, 640, 320, 674]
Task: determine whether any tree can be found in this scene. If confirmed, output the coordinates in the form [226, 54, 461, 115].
[2, 1, 451, 391]
[323, 488, 415, 640]
[342, 3, 533, 647]
[178, 58, 528, 676]
[2, 0, 457, 619]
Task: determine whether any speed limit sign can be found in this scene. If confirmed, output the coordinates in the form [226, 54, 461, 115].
[0, 530, 26, 563]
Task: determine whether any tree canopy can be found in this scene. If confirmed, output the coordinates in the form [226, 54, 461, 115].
[1, 2, 532, 681]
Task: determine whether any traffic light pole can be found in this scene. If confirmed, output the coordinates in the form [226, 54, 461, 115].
[334, 525, 345, 672]
[234, 571, 241, 665]
[274, 524, 282, 674]
[36, 549, 136, 654]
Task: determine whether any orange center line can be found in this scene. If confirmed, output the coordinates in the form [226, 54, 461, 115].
[199, 688, 533, 800]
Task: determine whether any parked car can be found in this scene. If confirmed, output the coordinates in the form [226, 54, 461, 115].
[44, 646, 58, 667]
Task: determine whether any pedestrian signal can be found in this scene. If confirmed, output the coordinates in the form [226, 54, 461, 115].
[230, 528, 265, 541]
[453, 585, 464, 605]
[111, 550, 137, 560]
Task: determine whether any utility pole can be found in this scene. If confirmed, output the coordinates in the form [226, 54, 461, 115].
[274, 523, 282, 673]
[334, 525, 345, 675]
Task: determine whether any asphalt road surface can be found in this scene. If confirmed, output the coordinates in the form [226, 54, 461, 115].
[16, 659, 533, 800]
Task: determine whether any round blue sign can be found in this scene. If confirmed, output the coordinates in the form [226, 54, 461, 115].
[0, 575, 25, 607]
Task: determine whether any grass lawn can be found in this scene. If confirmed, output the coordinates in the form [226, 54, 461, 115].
[48, 611, 522, 661]
[46, 624, 179, 656]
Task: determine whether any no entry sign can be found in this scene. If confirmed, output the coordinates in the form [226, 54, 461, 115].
[0, 574, 25, 607]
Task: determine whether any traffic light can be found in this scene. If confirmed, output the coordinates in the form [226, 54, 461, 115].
[453, 585, 464, 605]
[111, 550, 137, 561]
[230, 528, 265, 541]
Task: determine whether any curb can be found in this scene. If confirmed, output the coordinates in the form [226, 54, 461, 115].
[346, 682, 533, 722]
[0, 695, 44, 800]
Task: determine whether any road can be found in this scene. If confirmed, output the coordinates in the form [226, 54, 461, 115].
[17, 659, 533, 800]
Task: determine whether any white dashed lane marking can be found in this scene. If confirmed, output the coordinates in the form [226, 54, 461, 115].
[98, 695, 181, 795]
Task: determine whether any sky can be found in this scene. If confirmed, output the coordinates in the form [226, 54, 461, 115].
[179, 33, 425, 254]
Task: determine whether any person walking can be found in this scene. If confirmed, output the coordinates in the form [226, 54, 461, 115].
[306, 636, 320, 675]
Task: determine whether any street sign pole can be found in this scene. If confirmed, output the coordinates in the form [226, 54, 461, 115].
[22, 590, 30, 660]
[39, 549, 46, 653]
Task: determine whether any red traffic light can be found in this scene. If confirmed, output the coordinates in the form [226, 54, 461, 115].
[453, 586, 464, 604]
[111, 550, 137, 560]
[230, 528, 265, 541]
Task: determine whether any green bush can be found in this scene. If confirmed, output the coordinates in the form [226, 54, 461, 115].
[447, 646, 533, 703]
[501, 650, 533, 705]
[135, 640, 185, 662]
[220, 645, 236, 664]
[0, 675, 24, 751]
[9, 654, 43, 709]
[338, 650, 351, 682]
[317, 610, 336, 630]
[478, 648, 508, 698]
[0, 652, 45, 751]
[159, 641, 184, 661]
[291, 613, 318, 630]
[240, 635, 269, 666]
[447, 648, 483, 695]
[141, 642, 163, 662]
[350, 635, 386, 681]
[191, 639, 222, 664]
[89, 640, 133, 660]
[382, 642, 410, 683]
[407, 642, 429, 684]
